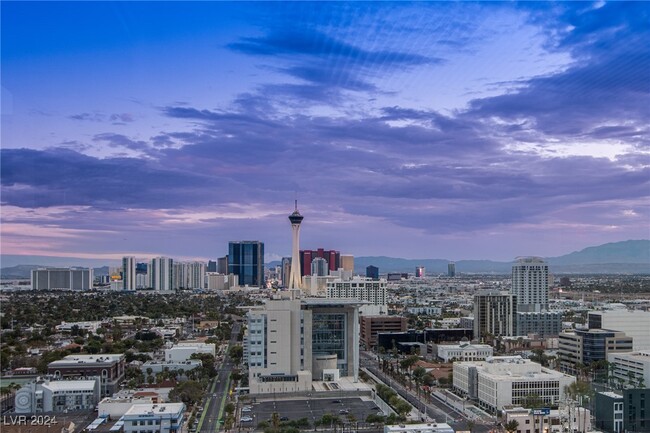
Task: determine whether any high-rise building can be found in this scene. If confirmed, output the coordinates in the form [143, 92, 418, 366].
[288, 202, 303, 290]
[246, 292, 361, 394]
[281, 257, 292, 287]
[473, 290, 517, 340]
[122, 257, 136, 291]
[207, 260, 217, 273]
[415, 266, 425, 278]
[366, 265, 379, 280]
[300, 248, 340, 276]
[340, 255, 354, 272]
[511, 257, 549, 312]
[228, 241, 264, 287]
[448, 262, 456, 277]
[149, 257, 173, 291]
[311, 257, 328, 276]
[31, 268, 93, 291]
[217, 255, 228, 274]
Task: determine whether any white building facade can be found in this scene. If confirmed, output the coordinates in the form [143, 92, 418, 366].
[588, 309, 650, 350]
[15, 378, 100, 413]
[122, 403, 185, 433]
[165, 342, 215, 362]
[607, 350, 650, 388]
[326, 277, 387, 305]
[437, 341, 493, 362]
[453, 356, 575, 413]
[246, 292, 362, 394]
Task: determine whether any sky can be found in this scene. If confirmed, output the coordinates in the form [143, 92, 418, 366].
[1, 1, 649, 265]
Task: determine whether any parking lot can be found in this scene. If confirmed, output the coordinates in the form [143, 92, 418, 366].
[238, 397, 383, 427]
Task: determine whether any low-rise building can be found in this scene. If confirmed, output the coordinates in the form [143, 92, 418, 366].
[98, 396, 157, 419]
[164, 342, 215, 362]
[122, 403, 185, 433]
[48, 354, 125, 397]
[384, 423, 454, 433]
[558, 329, 633, 374]
[594, 391, 624, 433]
[452, 356, 575, 413]
[503, 406, 591, 433]
[607, 350, 650, 388]
[141, 360, 202, 374]
[436, 340, 493, 362]
[15, 378, 100, 413]
[360, 315, 408, 349]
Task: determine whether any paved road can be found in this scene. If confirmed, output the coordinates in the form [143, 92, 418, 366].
[360, 351, 494, 433]
[198, 322, 241, 433]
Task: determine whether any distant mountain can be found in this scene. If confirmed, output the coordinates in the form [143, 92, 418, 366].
[3, 240, 648, 279]
[1, 265, 110, 280]
[547, 240, 650, 265]
[353, 240, 649, 274]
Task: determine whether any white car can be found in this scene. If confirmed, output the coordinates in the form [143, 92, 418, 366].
[240, 416, 253, 422]
[242, 407, 252, 412]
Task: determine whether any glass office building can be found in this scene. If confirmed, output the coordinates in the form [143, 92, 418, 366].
[228, 241, 264, 287]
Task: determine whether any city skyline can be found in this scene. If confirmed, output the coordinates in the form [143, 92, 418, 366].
[1, 2, 649, 263]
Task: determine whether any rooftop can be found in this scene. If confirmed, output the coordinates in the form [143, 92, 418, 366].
[50, 354, 124, 365]
[42, 380, 98, 391]
[124, 403, 185, 416]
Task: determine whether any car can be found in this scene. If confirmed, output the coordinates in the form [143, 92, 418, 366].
[240, 416, 253, 422]
[242, 407, 252, 412]
[331, 399, 341, 403]
[339, 409, 349, 414]
[280, 416, 289, 421]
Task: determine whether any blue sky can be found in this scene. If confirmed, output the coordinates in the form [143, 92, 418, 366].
[1, 1, 649, 264]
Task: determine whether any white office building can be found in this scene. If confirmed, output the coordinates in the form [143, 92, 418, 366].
[15, 378, 100, 413]
[165, 342, 215, 362]
[453, 356, 575, 413]
[437, 341, 493, 362]
[607, 350, 650, 388]
[122, 403, 185, 433]
[246, 291, 362, 394]
[588, 309, 650, 350]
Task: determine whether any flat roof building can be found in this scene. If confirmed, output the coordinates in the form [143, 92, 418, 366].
[48, 354, 125, 397]
[360, 315, 408, 349]
[588, 310, 650, 350]
[122, 403, 185, 433]
[246, 291, 363, 394]
[453, 356, 575, 413]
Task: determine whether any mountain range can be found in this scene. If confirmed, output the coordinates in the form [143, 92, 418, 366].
[1, 240, 649, 279]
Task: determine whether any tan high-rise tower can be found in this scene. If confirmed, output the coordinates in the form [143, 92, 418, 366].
[288, 201, 304, 290]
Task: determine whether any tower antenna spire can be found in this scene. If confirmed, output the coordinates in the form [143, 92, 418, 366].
[295, 199, 298, 211]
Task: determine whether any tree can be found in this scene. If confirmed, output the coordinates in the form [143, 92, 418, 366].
[467, 420, 476, 433]
[413, 366, 427, 397]
[522, 393, 545, 409]
[505, 420, 519, 433]
[229, 345, 243, 364]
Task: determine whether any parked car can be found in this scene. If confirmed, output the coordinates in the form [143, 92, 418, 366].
[240, 416, 253, 422]
[242, 407, 252, 412]
[339, 409, 350, 414]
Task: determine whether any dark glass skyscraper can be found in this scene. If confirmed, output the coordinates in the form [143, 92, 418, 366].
[228, 241, 264, 287]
